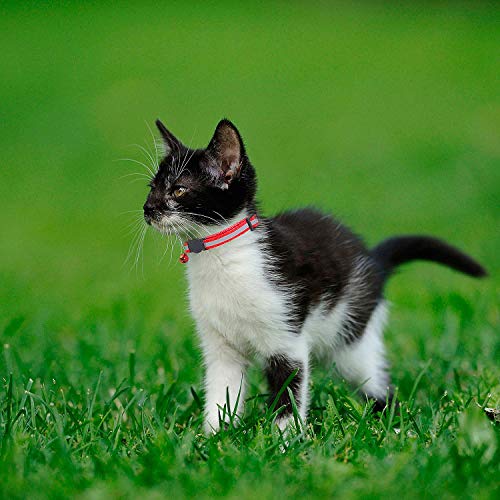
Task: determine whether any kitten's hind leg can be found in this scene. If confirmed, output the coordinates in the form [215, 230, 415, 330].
[333, 302, 393, 408]
[264, 341, 310, 430]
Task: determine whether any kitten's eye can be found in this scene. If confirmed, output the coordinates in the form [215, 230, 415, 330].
[173, 186, 188, 198]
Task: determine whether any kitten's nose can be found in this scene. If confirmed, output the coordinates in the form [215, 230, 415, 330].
[143, 203, 156, 225]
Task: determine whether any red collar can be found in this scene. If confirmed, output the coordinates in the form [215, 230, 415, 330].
[179, 214, 260, 263]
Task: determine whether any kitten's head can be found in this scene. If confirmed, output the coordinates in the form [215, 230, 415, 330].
[143, 119, 256, 235]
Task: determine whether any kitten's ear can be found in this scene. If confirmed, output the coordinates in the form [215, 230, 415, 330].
[205, 119, 245, 189]
[155, 119, 183, 155]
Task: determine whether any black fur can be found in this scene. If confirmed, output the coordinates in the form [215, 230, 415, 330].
[371, 236, 487, 279]
[144, 119, 257, 228]
[145, 120, 485, 343]
[144, 118, 487, 411]
[265, 355, 303, 418]
[265, 210, 384, 342]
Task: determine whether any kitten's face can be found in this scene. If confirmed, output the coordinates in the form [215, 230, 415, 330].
[143, 119, 256, 236]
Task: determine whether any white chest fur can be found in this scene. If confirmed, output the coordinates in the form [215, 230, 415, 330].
[183, 216, 389, 432]
[186, 225, 295, 358]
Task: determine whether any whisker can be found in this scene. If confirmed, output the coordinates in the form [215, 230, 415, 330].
[174, 126, 197, 178]
[157, 230, 173, 266]
[123, 218, 146, 237]
[135, 224, 147, 276]
[145, 124, 159, 163]
[123, 216, 143, 231]
[175, 218, 199, 239]
[177, 148, 190, 178]
[170, 226, 181, 265]
[124, 222, 145, 269]
[178, 146, 197, 177]
[155, 138, 165, 160]
[129, 178, 152, 185]
[170, 219, 186, 248]
[166, 231, 177, 267]
[172, 167, 190, 183]
[130, 143, 157, 172]
[183, 221, 207, 239]
[210, 210, 230, 225]
[169, 211, 225, 227]
[120, 209, 145, 215]
[145, 120, 161, 168]
[115, 158, 155, 178]
[119, 172, 151, 180]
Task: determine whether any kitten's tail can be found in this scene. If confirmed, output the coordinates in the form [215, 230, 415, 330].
[371, 236, 487, 279]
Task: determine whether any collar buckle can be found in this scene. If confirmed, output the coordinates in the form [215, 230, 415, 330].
[246, 217, 256, 231]
[187, 239, 206, 254]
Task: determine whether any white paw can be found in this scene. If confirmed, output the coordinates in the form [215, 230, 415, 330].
[204, 411, 221, 434]
[276, 415, 303, 433]
[204, 406, 240, 434]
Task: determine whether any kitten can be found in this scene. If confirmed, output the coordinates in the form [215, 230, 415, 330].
[143, 118, 486, 433]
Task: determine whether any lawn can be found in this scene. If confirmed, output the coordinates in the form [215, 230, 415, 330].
[0, 2, 499, 498]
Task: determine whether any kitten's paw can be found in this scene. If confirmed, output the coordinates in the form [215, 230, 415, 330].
[203, 409, 240, 434]
[203, 414, 221, 434]
[276, 415, 303, 433]
[274, 416, 305, 453]
[203, 423, 219, 435]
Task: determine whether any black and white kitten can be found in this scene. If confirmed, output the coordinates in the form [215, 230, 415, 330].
[143, 118, 486, 433]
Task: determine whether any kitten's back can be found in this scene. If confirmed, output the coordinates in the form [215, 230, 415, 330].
[266, 208, 384, 329]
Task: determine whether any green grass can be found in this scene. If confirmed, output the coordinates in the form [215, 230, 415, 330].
[1, 2, 499, 498]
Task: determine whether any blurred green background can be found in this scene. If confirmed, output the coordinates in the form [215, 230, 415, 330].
[0, 1, 499, 497]
[1, 1, 498, 319]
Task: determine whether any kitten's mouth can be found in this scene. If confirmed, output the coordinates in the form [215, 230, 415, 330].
[150, 213, 186, 237]
[150, 219, 171, 234]
[151, 218, 175, 235]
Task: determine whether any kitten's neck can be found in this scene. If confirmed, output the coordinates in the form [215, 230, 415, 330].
[194, 205, 258, 239]
[184, 207, 263, 265]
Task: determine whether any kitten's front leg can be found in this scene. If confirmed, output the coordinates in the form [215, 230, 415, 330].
[265, 344, 310, 431]
[201, 332, 248, 434]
